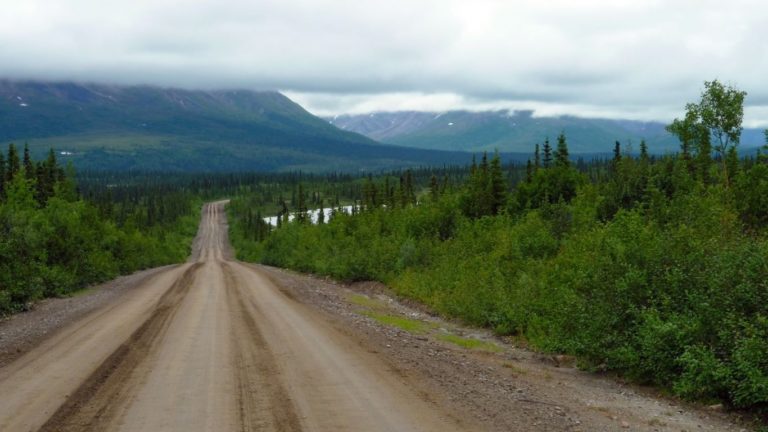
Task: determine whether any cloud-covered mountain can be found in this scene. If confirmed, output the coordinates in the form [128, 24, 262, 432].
[0, 81, 475, 171]
[327, 110, 766, 154]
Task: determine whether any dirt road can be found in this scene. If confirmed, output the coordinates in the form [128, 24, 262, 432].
[0, 202, 471, 432]
[0, 201, 751, 432]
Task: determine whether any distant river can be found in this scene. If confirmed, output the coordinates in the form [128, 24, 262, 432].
[263, 205, 356, 226]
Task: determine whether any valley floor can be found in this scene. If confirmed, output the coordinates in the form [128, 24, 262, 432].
[0, 202, 752, 431]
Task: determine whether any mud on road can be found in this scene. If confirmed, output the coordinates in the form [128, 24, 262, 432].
[0, 201, 754, 431]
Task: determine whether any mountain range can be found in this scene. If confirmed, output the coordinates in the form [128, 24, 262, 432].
[327, 110, 766, 154]
[0, 81, 473, 172]
[3, 81, 764, 173]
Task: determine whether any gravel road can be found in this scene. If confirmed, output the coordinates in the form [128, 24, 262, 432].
[0, 201, 753, 431]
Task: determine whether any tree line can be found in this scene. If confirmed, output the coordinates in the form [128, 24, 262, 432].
[232, 80, 768, 413]
[0, 150, 203, 313]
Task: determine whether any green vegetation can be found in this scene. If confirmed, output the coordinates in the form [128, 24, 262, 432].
[0, 149, 203, 314]
[230, 81, 768, 411]
[2, 81, 475, 172]
[436, 334, 501, 352]
[361, 311, 433, 334]
[347, 293, 386, 309]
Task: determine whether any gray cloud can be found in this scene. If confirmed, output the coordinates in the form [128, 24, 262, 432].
[1, 0, 767, 125]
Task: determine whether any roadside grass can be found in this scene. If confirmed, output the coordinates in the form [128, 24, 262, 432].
[349, 293, 502, 352]
[360, 311, 435, 334]
[347, 294, 386, 310]
[67, 287, 96, 298]
[437, 333, 502, 352]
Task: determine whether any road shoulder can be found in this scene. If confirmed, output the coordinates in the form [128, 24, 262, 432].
[0, 265, 174, 369]
[254, 264, 753, 432]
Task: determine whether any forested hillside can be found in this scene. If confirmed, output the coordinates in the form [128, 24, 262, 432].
[230, 81, 768, 412]
[0, 81, 475, 171]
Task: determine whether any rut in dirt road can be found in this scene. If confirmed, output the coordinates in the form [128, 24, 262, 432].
[0, 201, 471, 432]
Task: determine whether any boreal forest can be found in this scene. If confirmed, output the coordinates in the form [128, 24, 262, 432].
[2, 80, 767, 418]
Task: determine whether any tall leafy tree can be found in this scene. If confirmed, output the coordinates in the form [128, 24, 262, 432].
[669, 80, 745, 187]
[699, 80, 746, 159]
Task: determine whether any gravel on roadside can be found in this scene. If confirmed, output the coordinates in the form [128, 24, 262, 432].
[255, 264, 754, 432]
[0, 265, 174, 369]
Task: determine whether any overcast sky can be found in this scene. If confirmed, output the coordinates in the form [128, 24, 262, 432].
[2, 0, 767, 126]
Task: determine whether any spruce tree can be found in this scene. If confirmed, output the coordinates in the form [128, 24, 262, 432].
[613, 141, 622, 163]
[0, 152, 5, 199]
[317, 199, 325, 224]
[35, 163, 46, 204]
[440, 174, 449, 194]
[281, 200, 289, 225]
[384, 176, 393, 208]
[7, 143, 20, 181]
[542, 138, 552, 168]
[476, 152, 491, 214]
[363, 176, 373, 210]
[395, 177, 405, 208]
[43, 149, 58, 200]
[525, 159, 533, 183]
[369, 179, 378, 209]
[639, 139, 649, 162]
[255, 210, 264, 240]
[404, 169, 415, 205]
[555, 132, 569, 167]
[488, 152, 507, 214]
[23, 143, 35, 181]
[429, 174, 439, 201]
[760, 130, 768, 164]
[297, 184, 307, 223]
[534, 143, 541, 170]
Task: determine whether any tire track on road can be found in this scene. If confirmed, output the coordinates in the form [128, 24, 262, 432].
[222, 261, 303, 432]
[39, 262, 203, 432]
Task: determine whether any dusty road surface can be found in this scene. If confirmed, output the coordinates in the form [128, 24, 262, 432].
[0, 201, 752, 432]
[0, 202, 470, 432]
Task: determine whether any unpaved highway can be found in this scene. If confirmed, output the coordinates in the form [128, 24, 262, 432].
[0, 202, 468, 432]
[0, 201, 752, 432]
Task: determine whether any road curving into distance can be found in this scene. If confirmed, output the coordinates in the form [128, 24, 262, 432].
[0, 201, 469, 432]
